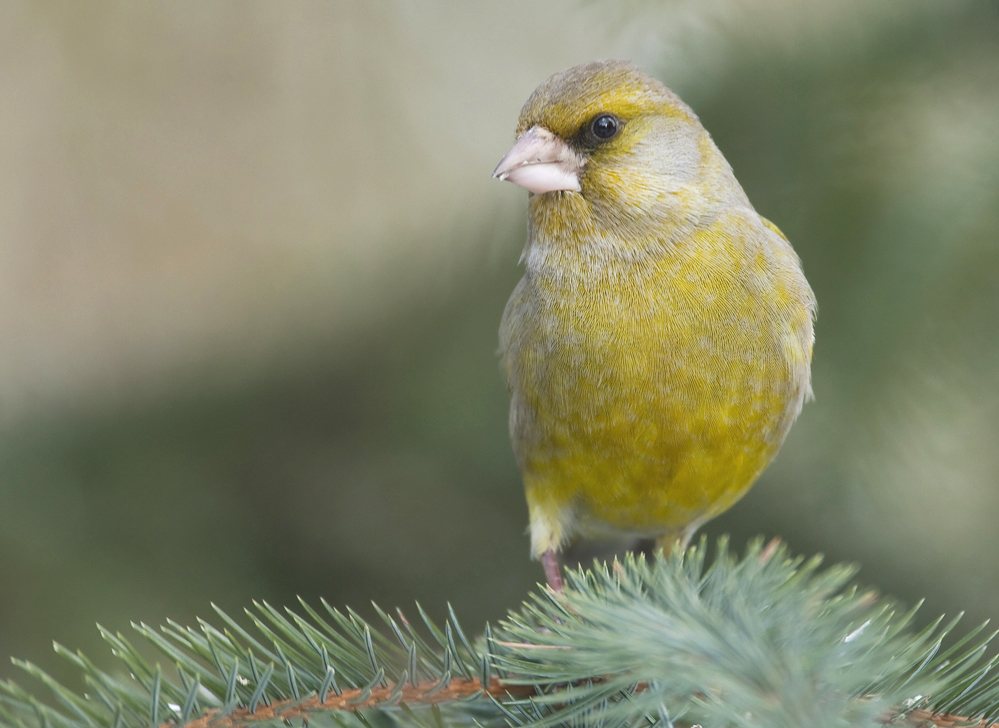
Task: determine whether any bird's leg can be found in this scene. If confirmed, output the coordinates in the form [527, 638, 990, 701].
[541, 549, 564, 592]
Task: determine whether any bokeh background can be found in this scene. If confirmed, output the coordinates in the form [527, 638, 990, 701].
[2, 0, 998, 685]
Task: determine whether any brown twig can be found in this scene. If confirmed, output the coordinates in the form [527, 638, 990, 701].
[167, 677, 537, 728]
[910, 709, 998, 727]
[161, 675, 997, 728]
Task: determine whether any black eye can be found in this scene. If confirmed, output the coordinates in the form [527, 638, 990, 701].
[590, 114, 620, 141]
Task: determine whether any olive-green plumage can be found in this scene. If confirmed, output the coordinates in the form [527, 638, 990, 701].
[494, 61, 815, 587]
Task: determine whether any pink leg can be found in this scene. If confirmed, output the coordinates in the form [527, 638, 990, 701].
[541, 549, 564, 592]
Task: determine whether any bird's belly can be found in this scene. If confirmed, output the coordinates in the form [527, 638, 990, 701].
[511, 310, 800, 537]
[524, 383, 783, 535]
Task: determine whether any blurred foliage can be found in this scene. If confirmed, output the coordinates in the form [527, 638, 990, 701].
[0, 0, 998, 698]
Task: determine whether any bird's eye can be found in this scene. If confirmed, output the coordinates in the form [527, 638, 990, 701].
[590, 114, 620, 141]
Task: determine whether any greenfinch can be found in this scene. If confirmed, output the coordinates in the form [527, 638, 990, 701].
[493, 61, 816, 590]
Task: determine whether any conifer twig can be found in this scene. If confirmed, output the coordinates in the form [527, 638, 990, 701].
[171, 677, 536, 728]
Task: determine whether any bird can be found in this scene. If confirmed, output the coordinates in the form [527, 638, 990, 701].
[492, 61, 816, 591]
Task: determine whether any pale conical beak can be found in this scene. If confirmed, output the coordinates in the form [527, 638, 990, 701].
[492, 126, 582, 194]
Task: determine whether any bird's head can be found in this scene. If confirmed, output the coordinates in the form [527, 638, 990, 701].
[493, 61, 745, 247]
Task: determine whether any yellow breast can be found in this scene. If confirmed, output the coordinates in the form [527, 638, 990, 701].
[500, 206, 814, 557]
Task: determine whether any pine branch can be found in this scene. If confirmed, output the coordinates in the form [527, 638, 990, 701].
[3, 538, 999, 728]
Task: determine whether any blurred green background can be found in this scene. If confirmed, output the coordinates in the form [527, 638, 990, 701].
[2, 0, 998, 685]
